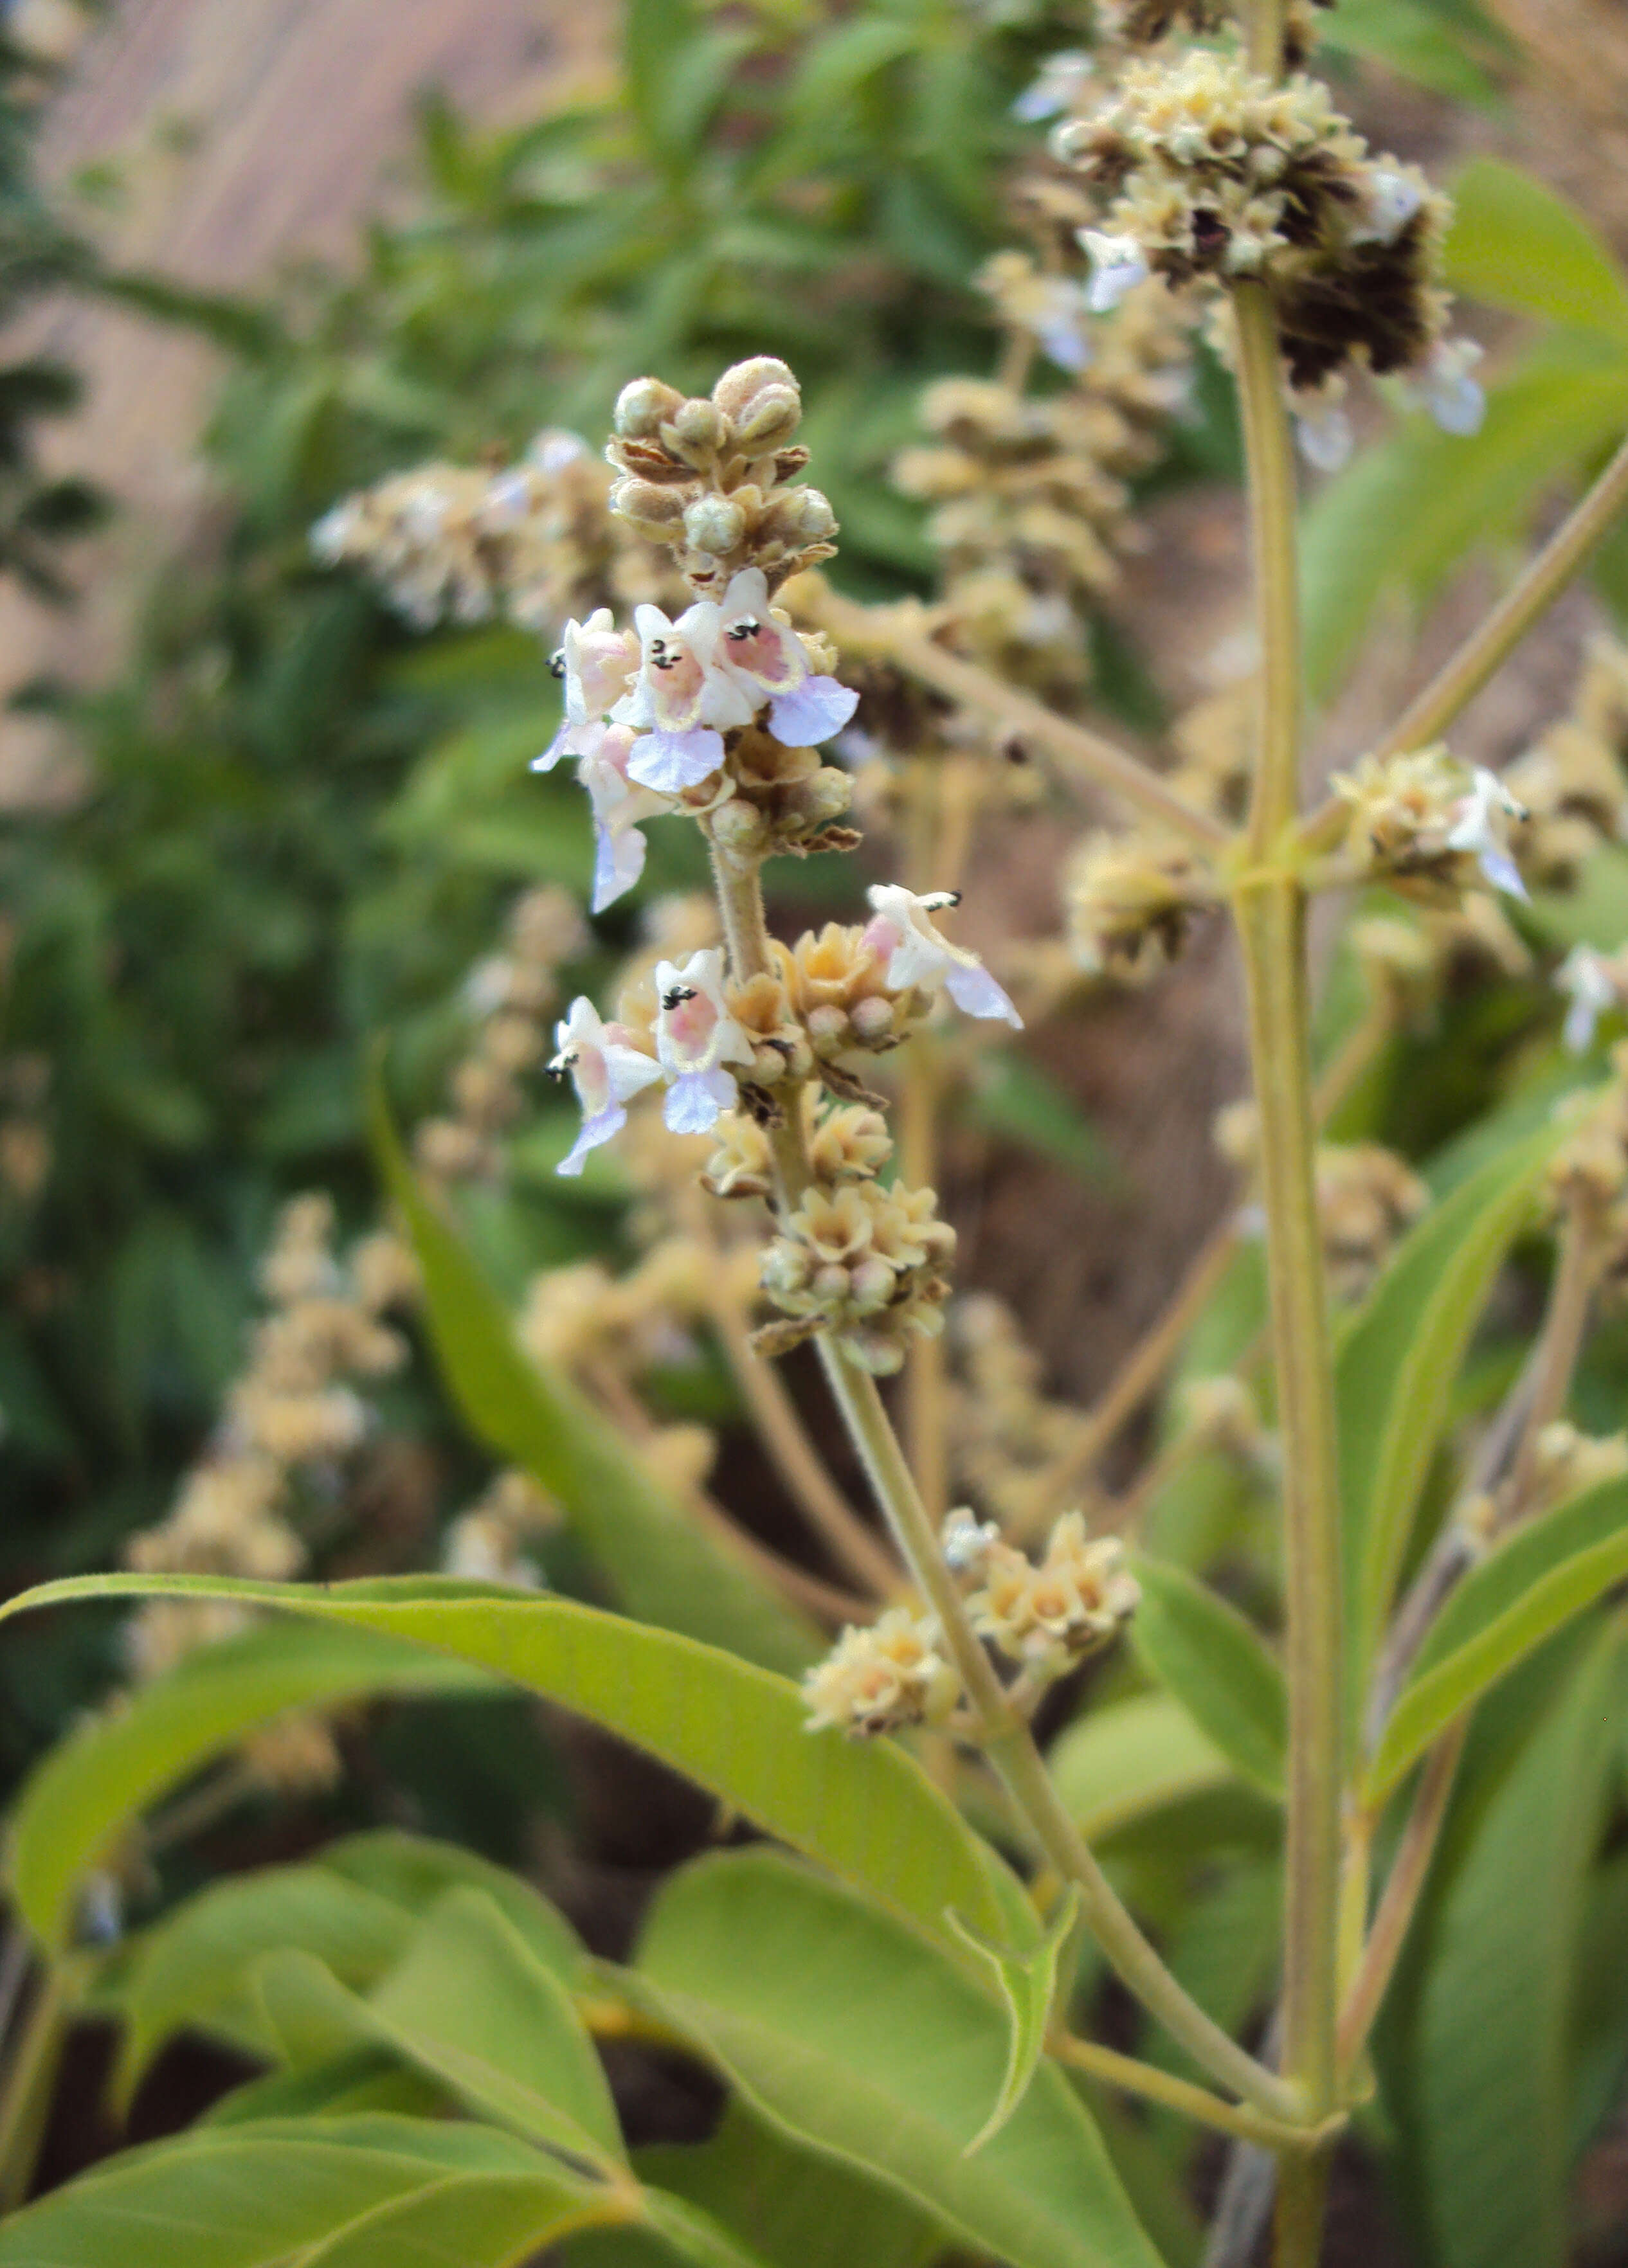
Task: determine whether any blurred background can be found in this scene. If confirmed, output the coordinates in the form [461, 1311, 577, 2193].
[5, 0, 1628, 2251]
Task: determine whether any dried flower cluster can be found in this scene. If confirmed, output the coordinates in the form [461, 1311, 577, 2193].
[1042, 45, 1479, 458]
[1334, 750, 1532, 905]
[123, 1194, 418, 1792]
[310, 429, 673, 636]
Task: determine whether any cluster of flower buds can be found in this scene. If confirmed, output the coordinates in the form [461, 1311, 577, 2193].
[946, 1506, 1141, 1681]
[311, 431, 672, 636]
[605, 357, 838, 595]
[1066, 829, 1215, 984]
[1525, 1421, 1628, 1518]
[802, 1607, 962, 1738]
[1089, 0, 1336, 69]
[520, 1236, 728, 1374]
[1312, 1141, 1429, 1300]
[442, 1468, 560, 1589]
[123, 1195, 418, 1790]
[757, 1178, 957, 1375]
[1333, 750, 1531, 906]
[415, 886, 588, 1187]
[1043, 46, 1479, 451]
[892, 282, 1193, 694]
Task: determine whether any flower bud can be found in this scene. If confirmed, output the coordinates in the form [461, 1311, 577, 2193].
[614, 377, 685, 438]
[683, 494, 748, 554]
[710, 799, 767, 858]
[712, 356, 799, 420]
[610, 476, 686, 533]
[664, 398, 726, 459]
[790, 486, 837, 539]
[732, 386, 803, 451]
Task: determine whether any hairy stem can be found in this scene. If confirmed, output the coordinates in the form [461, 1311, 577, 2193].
[1337, 1720, 1467, 2073]
[708, 839, 1299, 2122]
[806, 584, 1229, 851]
[1231, 263, 1342, 2267]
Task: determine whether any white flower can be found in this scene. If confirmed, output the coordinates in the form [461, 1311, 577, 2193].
[941, 1507, 1001, 1574]
[613, 598, 751, 791]
[1350, 168, 1424, 248]
[713, 568, 860, 749]
[1420, 339, 1485, 438]
[1022, 277, 1093, 375]
[1077, 230, 1151, 315]
[550, 995, 663, 1176]
[579, 724, 675, 912]
[1011, 50, 1090, 124]
[1446, 766, 1530, 900]
[653, 948, 757, 1133]
[556, 608, 641, 727]
[1557, 945, 1620, 1054]
[1295, 402, 1354, 474]
[862, 885, 1023, 1026]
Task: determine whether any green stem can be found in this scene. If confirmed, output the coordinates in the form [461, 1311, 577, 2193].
[707, 838, 1300, 2125]
[1051, 2031, 1341, 2152]
[0, 1961, 67, 2211]
[1234, 283, 1303, 857]
[1231, 263, 1343, 2267]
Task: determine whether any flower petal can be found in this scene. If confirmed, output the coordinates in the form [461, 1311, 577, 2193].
[627, 728, 725, 792]
[557, 1103, 626, 1178]
[945, 960, 1024, 1027]
[663, 1066, 736, 1135]
[592, 820, 647, 913]
[768, 676, 860, 748]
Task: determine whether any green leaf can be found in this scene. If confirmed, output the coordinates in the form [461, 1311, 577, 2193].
[371, 1063, 819, 1677]
[1319, 0, 1501, 105]
[295, 2168, 628, 2268]
[633, 2100, 939, 2268]
[112, 1866, 415, 2109]
[630, 1847, 1164, 2268]
[316, 1828, 584, 1985]
[1126, 1556, 1286, 1798]
[201, 2049, 447, 2127]
[1390, 1628, 1618, 2268]
[1337, 1121, 1567, 1711]
[6, 1618, 495, 1952]
[1047, 1692, 1236, 1840]
[948, 1887, 1081, 2152]
[0, 2120, 550, 2268]
[639, 2192, 781, 2268]
[0, 1574, 1025, 1963]
[1445, 159, 1628, 345]
[254, 1887, 623, 2167]
[1366, 1477, 1628, 1801]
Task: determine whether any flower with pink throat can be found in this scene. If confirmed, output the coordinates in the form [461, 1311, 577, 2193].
[712, 568, 860, 749]
[863, 884, 1023, 1026]
[550, 995, 663, 1176]
[653, 948, 757, 1133]
[613, 600, 752, 792]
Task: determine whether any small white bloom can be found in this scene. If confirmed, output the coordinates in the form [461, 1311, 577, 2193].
[653, 948, 757, 1134]
[1021, 276, 1093, 375]
[309, 500, 360, 564]
[1557, 945, 1620, 1054]
[550, 995, 663, 1176]
[579, 724, 674, 912]
[1445, 766, 1529, 900]
[714, 567, 860, 748]
[555, 608, 641, 727]
[1077, 230, 1152, 314]
[528, 428, 589, 475]
[1422, 339, 1485, 438]
[862, 885, 1023, 1027]
[1012, 50, 1090, 123]
[941, 1507, 1001, 1574]
[1295, 402, 1354, 474]
[1350, 167, 1424, 248]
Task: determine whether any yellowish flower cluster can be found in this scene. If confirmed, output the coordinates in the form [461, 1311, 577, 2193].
[943, 1293, 1102, 1542]
[802, 1607, 961, 1737]
[968, 1510, 1141, 1678]
[442, 1469, 561, 1589]
[311, 430, 673, 636]
[1066, 828, 1215, 984]
[759, 1178, 957, 1375]
[414, 885, 588, 1188]
[1334, 748, 1529, 906]
[1313, 1142, 1429, 1301]
[1502, 636, 1628, 891]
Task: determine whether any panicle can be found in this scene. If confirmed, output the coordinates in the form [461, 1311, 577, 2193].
[802, 1607, 961, 1737]
[967, 1509, 1141, 1679]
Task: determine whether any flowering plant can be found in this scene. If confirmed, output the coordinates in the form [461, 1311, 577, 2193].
[8, 6, 1628, 2267]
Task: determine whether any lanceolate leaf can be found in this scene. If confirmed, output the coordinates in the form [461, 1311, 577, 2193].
[1389, 1629, 1619, 2268]
[1445, 159, 1628, 345]
[948, 1887, 1082, 2152]
[0, 2118, 566, 2268]
[316, 1828, 584, 1985]
[1336, 1122, 1566, 1716]
[294, 2168, 631, 2268]
[0, 1574, 1026, 1961]
[630, 1848, 1164, 2268]
[1366, 1478, 1628, 1801]
[6, 1618, 496, 1952]
[1126, 1556, 1286, 1798]
[372, 1063, 819, 1677]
